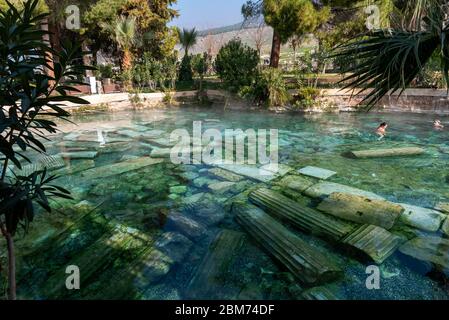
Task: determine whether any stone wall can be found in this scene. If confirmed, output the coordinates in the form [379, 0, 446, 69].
[59, 89, 449, 114]
[318, 89, 449, 114]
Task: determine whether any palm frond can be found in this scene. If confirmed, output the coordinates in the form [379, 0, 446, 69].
[102, 16, 137, 51]
[178, 27, 198, 55]
[333, 29, 442, 110]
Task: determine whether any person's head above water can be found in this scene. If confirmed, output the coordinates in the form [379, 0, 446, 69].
[378, 122, 388, 128]
[434, 119, 444, 128]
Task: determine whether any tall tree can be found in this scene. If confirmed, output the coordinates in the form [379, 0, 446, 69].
[102, 15, 137, 71]
[243, 0, 330, 68]
[83, 0, 179, 61]
[178, 27, 198, 57]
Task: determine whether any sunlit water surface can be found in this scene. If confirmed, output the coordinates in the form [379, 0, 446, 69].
[10, 107, 449, 300]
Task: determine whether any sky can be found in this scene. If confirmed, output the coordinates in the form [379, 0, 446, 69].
[170, 0, 247, 31]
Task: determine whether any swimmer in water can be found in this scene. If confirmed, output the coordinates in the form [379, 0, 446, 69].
[434, 119, 444, 130]
[376, 122, 388, 140]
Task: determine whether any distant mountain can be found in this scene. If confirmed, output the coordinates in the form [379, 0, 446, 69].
[177, 19, 317, 62]
[197, 20, 265, 37]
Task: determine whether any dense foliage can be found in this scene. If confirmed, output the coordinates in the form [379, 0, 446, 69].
[192, 53, 211, 92]
[178, 55, 193, 82]
[215, 39, 259, 91]
[241, 67, 290, 107]
[83, 0, 179, 60]
[132, 52, 177, 90]
[0, 0, 93, 299]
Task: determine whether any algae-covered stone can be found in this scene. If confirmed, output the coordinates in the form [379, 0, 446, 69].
[155, 232, 193, 263]
[302, 286, 341, 300]
[435, 202, 449, 214]
[298, 166, 337, 180]
[234, 202, 343, 286]
[249, 188, 356, 241]
[169, 185, 187, 195]
[168, 193, 179, 200]
[54, 160, 95, 176]
[147, 137, 176, 148]
[141, 284, 181, 300]
[81, 157, 164, 179]
[98, 141, 132, 154]
[186, 229, 245, 299]
[398, 203, 446, 232]
[117, 129, 144, 139]
[208, 181, 235, 193]
[389, 224, 422, 241]
[59, 151, 98, 160]
[238, 283, 264, 300]
[304, 181, 384, 200]
[208, 168, 243, 182]
[317, 192, 403, 230]
[276, 174, 316, 193]
[143, 129, 166, 138]
[348, 147, 425, 159]
[150, 148, 172, 158]
[189, 202, 226, 226]
[217, 164, 276, 182]
[39, 224, 153, 298]
[133, 249, 174, 290]
[120, 154, 139, 161]
[341, 224, 404, 264]
[441, 218, 449, 236]
[164, 213, 205, 241]
[179, 171, 199, 181]
[260, 163, 293, 176]
[399, 236, 449, 275]
[14, 155, 66, 176]
[182, 192, 205, 206]
[57, 140, 99, 149]
[193, 177, 216, 188]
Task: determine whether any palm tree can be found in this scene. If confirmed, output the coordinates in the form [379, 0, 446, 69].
[103, 16, 137, 71]
[179, 27, 198, 57]
[334, 0, 449, 109]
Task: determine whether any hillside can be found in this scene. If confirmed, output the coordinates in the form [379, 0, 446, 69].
[180, 22, 318, 63]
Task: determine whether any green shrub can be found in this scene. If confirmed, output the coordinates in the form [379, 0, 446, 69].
[97, 64, 114, 79]
[178, 55, 193, 82]
[130, 53, 178, 91]
[293, 86, 320, 108]
[240, 68, 290, 107]
[215, 39, 259, 92]
[414, 53, 445, 88]
[192, 52, 211, 92]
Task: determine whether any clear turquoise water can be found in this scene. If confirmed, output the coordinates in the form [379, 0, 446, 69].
[9, 107, 449, 300]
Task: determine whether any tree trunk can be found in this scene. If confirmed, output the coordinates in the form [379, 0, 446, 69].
[122, 49, 133, 72]
[5, 232, 16, 300]
[41, 18, 55, 86]
[0, 222, 16, 300]
[82, 40, 93, 77]
[48, 20, 62, 53]
[270, 30, 281, 68]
